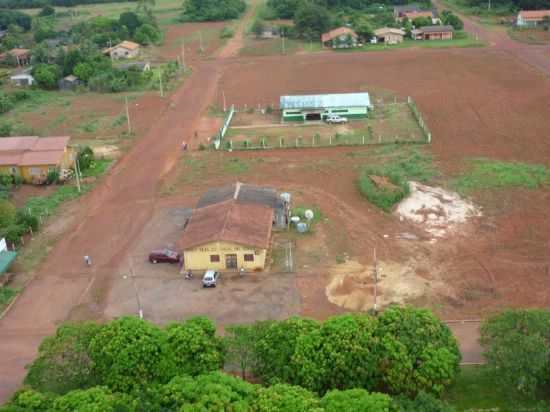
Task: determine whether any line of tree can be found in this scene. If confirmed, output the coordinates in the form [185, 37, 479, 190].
[0, 0, 134, 9]
[1, 307, 462, 411]
[180, 0, 247, 22]
[462, 0, 549, 11]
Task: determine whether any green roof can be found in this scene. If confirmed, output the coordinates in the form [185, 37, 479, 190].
[0, 250, 17, 275]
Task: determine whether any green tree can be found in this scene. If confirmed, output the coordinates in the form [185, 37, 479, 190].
[73, 62, 94, 83]
[24, 322, 101, 395]
[254, 384, 323, 412]
[50, 387, 137, 412]
[89, 316, 173, 392]
[266, 0, 303, 19]
[412, 16, 432, 28]
[441, 10, 463, 30]
[353, 16, 374, 42]
[181, 0, 246, 22]
[159, 372, 258, 411]
[0, 199, 16, 229]
[375, 307, 460, 396]
[32, 64, 60, 89]
[38, 6, 55, 17]
[390, 392, 455, 412]
[119, 11, 142, 35]
[134, 23, 160, 45]
[251, 18, 266, 38]
[76, 146, 94, 171]
[291, 314, 379, 394]
[480, 309, 550, 398]
[294, 1, 331, 40]
[254, 317, 320, 384]
[166, 316, 224, 376]
[321, 388, 392, 412]
[2, 389, 52, 411]
[225, 323, 264, 379]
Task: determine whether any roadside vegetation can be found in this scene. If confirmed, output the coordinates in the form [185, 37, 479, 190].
[180, 0, 246, 22]
[452, 158, 550, 194]
[358, 147, 435, 212]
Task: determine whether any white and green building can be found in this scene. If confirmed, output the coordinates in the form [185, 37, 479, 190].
[280, 92, 372, 122]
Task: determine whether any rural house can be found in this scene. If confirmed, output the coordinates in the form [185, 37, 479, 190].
[516, 10, 550, 27]
[58, 75, 81, 91]
[0, 49, 31, 66]
[280, 92, 372, 122]
[412, 25, 454, 40]
[373, 27, 406, 44]
[0, 136, 74, 184]
[321, 27, 359, 48]
[178, 200, 273, 272]
[104, 40, 140, 59]
[10, 68, 34, 86]
[197, 182, 289, 230]
[393, 4, 421, 18]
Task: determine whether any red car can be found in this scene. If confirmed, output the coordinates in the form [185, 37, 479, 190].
[149, 249, 181, 264]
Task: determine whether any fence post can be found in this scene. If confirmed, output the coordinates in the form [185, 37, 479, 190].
[230, 140, 233, 150]
[279, 137, 282, 148]
[329, 136, 332, 145]
[427, 132, 432, 143]
[362, 135, 365, 145]
[295, 138, 298, 148]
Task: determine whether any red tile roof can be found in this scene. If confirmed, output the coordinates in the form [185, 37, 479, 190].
[404, 11, 434, 19]
[518, 10, 550, 20]
[0, 136, 70, 166]
[321, 27, 358, 43]
[178, 200, 273, 250]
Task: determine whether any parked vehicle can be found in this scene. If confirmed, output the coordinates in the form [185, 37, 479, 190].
[149, 249, 181, 264]
[325, 114, 348, 124]
[202, 270, 220, 288]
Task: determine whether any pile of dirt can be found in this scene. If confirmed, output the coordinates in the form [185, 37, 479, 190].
[369, 175, 398, 191]
[325, 260, 435, 312]
[396, 182, 481, 239]
[93, 145, 121, 160]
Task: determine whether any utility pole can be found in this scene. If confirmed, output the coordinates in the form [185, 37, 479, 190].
[159, 72, 164, 97]
[373, 248, 378, 314]
[222, 90, 227, 112]
[127, 257, 143, 319]
[74, 156, 81, 193]
[181, 40, 185, 69]
[281, 29, 286, 55]
[125, 96, 131, 134]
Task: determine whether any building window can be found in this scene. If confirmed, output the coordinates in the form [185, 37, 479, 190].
[244, 254, 254, 262]
[210, 255, 220, 263]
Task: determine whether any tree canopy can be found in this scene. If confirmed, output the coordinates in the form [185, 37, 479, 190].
[181, 0, 247, 22]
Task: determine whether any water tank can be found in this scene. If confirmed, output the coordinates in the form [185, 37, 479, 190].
[280, 192, 291, 203]
[290, 216, 301, 224]
[304, 209, 314, 221]
[296, 222, 308, 233]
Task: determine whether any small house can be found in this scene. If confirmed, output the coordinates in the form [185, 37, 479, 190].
[373, 27, 406, 44]
[104, 40, 140, 60]
[58, 75, 81, 91]
[280, 92, 372, 122]
[0, 136, 75, 184]
[516, 10, 550, 27]
[260, 26, 280, 39]
[178, 200, 273, 272]
[197, 182, 289, 230]
[10, 68, 34, 86]
[393, 4, 421, 18]
[412, 25, 454, 40]
[321, 27, 359, 48]
[0, 49, 31, 66]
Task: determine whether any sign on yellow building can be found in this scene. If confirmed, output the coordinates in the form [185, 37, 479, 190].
[178, 200, 273, 272]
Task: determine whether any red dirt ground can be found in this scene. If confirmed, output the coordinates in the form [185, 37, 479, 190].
[1, 4, 550, 402]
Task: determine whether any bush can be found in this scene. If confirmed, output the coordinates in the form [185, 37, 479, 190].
[16, 209, 39, 232]
[181, 0, 246, 22]
[1, 223, 26, 246]
[0, 93, 15, 114]
[46, 169, 59, 185]
[38, 5, 55, 17]
[220, 26, 234, 39]
[32, 64, 60, 89]
[0, 122, 12, 137]
[77, 146, 94, 171]
[358, 172, 409, 212]
[0, 199, 16, 228]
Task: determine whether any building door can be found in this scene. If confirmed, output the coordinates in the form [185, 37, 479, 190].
[225, 254, 238, 269]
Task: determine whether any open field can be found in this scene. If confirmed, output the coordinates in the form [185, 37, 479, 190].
[508, 28, 550, 45]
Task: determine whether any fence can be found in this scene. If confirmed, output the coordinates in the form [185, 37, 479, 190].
[213, 105, 235, 150]
[407, 96, 431, 143]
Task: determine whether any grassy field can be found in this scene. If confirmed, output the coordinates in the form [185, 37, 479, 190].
[239, 36, 323, 56]
[444, 366, 550, 410]
[452, 158, 550, 194]
[508, 27, 550, 44]
[438, 0, 513, 23]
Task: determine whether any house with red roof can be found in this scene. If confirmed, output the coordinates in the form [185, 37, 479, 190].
[321, 27, 359, 48]
[517, 10, 550, 27]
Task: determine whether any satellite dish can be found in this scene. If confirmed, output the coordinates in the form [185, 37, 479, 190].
[304, 209, 314, 221]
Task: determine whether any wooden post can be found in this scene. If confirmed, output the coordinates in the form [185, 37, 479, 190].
[362, 135, 365, 145]
[125, 96, 131, 134]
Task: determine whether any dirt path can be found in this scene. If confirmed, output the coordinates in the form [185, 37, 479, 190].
[217, 0, 257, 58]
[446, 321, 484, 364]
[0, 60, 221, 402]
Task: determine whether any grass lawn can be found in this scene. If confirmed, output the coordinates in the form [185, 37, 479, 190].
[444, 365, 550, 411]
[0, 287, 20, 313]
[452, 158, 550, 194]
[508, 27, 550, 44]
[239, 36, 322, 56]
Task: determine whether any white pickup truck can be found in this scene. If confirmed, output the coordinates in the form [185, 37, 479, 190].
[325, 115, 348, 124]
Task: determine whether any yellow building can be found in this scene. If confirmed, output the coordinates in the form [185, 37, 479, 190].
[0, 136, 75, 184]
[178, 200, 273, 272]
